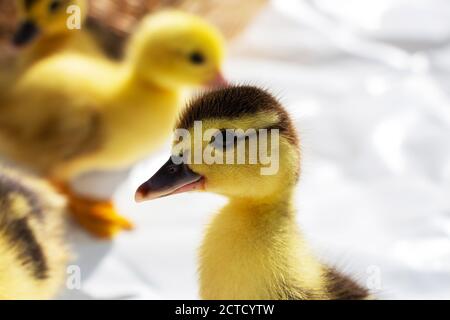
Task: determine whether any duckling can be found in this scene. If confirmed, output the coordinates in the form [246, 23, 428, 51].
[0, 166, 69, 299]
[0, 11, 226, 239]
[12, 0, 102, 67]
[0, 0, 101, 92]
[135, 86, 371, 300]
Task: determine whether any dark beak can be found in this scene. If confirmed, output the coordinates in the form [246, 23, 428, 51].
[135, 157, 205, 202]
[12, 20, 40, 47]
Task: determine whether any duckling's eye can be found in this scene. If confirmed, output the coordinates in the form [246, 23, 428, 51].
[170, 150, 185, 165]
[210, 130, 236, 151]
[189, 51, 206, 65]
[49, 0, 62, 13]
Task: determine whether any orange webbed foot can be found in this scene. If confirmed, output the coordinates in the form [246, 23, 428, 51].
[51, 181, 134, 239]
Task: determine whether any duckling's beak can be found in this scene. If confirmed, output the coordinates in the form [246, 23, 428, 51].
[12, 20, 40, 47]
[207, 72, 228, 88]
[135, 157, 205, 202]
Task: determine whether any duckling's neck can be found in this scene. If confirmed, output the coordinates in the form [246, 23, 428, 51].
[124, 68, 172, 95]
[114, 66, 183, 106]
[199, 191, 328, 300]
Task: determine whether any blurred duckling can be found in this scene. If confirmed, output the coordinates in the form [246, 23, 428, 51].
[136, 86, 370, 300]
[0, 167, 68, 299]
[0, 11, 226, 239]
[12, 0, 102, 67]
[0, 0, 101, 91]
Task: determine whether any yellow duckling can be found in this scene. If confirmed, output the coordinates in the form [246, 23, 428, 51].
[0, 0, 100, 91]
[12, 0, 102, 66]
[0, 167, 69, 299]
[0, 11, 226, 239]
[136, 86, 370, 300]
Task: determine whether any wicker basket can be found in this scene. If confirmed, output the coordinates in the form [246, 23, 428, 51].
[0, 0, 266, 59]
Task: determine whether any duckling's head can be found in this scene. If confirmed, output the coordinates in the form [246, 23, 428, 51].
[136, 86, 300, 202]
[13, 0, 87, 46]
[127, 11, 226, 89]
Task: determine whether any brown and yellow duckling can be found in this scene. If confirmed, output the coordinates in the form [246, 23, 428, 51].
[136, 86, 370, 299]
[0, 167, 69, 299]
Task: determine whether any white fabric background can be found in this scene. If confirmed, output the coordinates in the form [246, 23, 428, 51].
[60, 0, 450, 299]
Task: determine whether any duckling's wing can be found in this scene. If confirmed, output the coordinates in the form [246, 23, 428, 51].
[0, 54, 114, 174]
[0, 97, 104, 175]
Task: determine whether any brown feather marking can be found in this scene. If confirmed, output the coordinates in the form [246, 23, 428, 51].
[3, 217, 49, 279]
[177, 86, 298, 145]
[0, 175, 49, 280]
[0, 173, 43, 219]
[326, 267, 369, 300]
